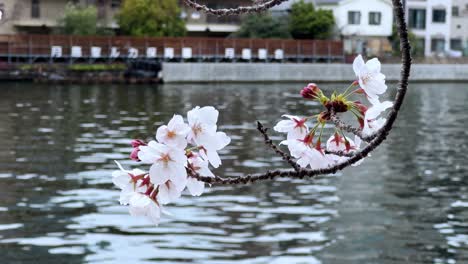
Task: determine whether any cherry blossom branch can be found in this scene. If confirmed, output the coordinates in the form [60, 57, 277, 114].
[183, 0, 288, 15]
[187, 0, 411, 185]
[324, 150, 354, 157]
[256, 121, 301, 171]
[329, 111, 376, 142]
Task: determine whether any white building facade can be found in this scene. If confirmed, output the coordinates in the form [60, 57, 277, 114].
[406, 0, 452, 56]
[317, 0, 394, 55]
[451, 0, 468, 55]
[274, 0, 394, 56]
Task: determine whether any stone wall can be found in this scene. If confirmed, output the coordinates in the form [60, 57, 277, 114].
[162, 63, 468, 83]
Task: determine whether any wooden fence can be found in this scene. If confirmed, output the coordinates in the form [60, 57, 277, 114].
[0, 35, 344, 63]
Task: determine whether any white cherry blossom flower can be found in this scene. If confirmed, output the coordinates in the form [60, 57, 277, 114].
[138, 141, 187, 185]
[187, 106, 219, 146]
[157, 178, 187, 205]
[353, 55, 387, 101]
[112, 161, 147, 205]
[273, 115, 309, 140]
[156, 115, 190, 148]
[128, 192, 162, 225]
[287, 137, 332, 169]
[362, 100, 393, 136]
[187, 153, 215, 196]
[326, 134, 357, 162]
[326, 135, 366, 166]
[199, 131, 231, 168]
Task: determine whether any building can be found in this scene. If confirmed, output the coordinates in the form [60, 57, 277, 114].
[0, 0, 121, 34]
[451, 0, 468, 55]
[273, 0, 394, 56]
[406, 0, 452, 57]
[180, 0, 250, 37]
[0, 0, 248, 37]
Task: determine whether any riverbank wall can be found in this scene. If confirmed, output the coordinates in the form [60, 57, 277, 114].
[162, 63, 468, 83]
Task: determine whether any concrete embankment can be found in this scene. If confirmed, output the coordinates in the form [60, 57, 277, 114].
[162, 63, 468, 83]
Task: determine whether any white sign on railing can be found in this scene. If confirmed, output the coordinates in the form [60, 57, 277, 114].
[51, 46, 62, 58]
[274, 49, 284, 60]
[146, 47, 157, 58]
[225, 48, 235, 59]
[110, 47, 120, 58]
[128, 47, 138, 58]
[91, 47, 101, 58]
[182, 47, 192, 59]
[242, 48, 251, 60]
[71, 46, 82, 58]
[258, 49, 267, 60]
[164, 47, 174, 59]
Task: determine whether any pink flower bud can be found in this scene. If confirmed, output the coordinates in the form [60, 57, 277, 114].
[131, 139, 146, 148]
[130, 139, 146, 161]
[300, 83, 321, 99]
[130, 147, 141, 161]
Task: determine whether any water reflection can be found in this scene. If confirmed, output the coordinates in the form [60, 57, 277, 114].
[0, 82, 467, 263]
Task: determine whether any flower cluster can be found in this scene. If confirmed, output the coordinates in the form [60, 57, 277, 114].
[113, 106, 230, 225]
[274, 55, 392, 169]
[113, 55, 393, 225]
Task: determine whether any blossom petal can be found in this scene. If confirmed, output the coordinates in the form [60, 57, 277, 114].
[353, 54, 365, 76]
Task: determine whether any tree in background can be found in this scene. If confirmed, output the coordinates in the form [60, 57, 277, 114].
[58, 4, 108, 35]
[232, 13, 291, 39]
[289, 0, 334, 39]
[116, 0, 186, 37]
[389, 24, 421, 57]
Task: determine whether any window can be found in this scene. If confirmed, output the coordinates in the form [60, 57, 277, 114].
[431, 38, 445, 53]
[348, 11, 361, 25]
[97, 0, 105, 18]
[31, 0, 40, 18]
[451, 39, 462, 51]
[111, 0, 121, 8]
[452, 6, 459, 17]
[432, 9, 446, 23]
[414, 38, 425, 57]
[0, 3, 4, 21]
[369, 12, 382, 25]
[409, 9, 426, 29]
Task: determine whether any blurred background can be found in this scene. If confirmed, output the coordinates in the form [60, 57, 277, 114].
[0, 0, 468, 263]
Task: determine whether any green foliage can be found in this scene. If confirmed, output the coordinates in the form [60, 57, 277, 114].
[289, 0, 335, 39]
[233, 13, 291, 39]
[58, 4, 105, 35]
[389, 24, 421, 57]
[116, 0, 186, 37]
[68, 64, 127, 71]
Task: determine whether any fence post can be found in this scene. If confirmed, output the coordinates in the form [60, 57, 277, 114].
[7, 36, 11, 64]
[28, 35, 32, 64]
[215, 39, 219, 62]
[297, 41, 300, 63]
[313, 41, 316, 62]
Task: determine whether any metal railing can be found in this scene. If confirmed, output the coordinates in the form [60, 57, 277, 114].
[0, 34, 344, 64]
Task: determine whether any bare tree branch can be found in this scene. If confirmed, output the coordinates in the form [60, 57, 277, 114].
[187, 0, 411, 185]
[183, 0, 288, 15]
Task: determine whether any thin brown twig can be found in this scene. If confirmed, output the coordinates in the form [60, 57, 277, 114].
[256, 121, 301, 172]
[329, 111, 377, 142]
[183, 0, 288, 15]
[187, 0, 411, 185]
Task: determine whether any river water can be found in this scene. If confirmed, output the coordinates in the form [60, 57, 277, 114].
[0, 82, 467, 264]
